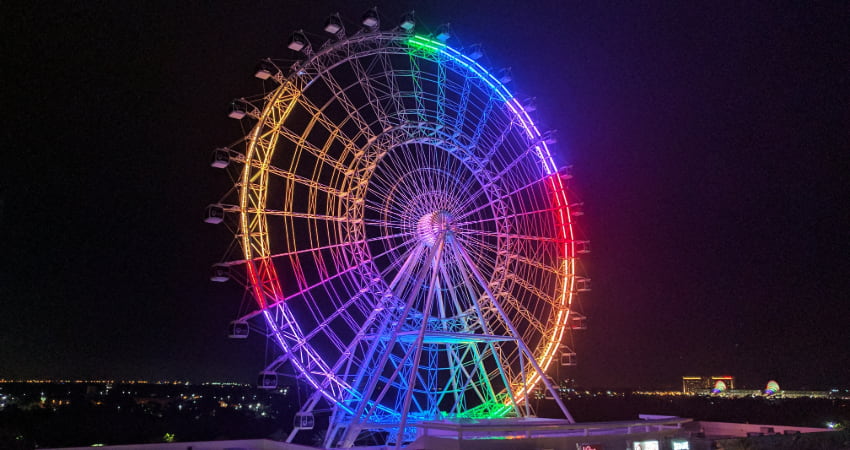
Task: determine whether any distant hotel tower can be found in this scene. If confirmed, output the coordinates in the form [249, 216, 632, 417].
[682, 375, 735, 393]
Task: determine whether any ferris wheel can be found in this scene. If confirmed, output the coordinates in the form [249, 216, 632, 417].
[207, 9, 589, 448]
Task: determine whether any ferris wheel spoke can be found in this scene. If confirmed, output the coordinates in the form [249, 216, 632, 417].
[451, 170, 488, 207]
[364, 218, 410, 239]
[362, 181, 415, 219]
[456, 203, 565, 228]
[361, 199, 410, 228]
[398, 155, 479, 212]
[285, 292, 380, 377]
[452, 228, 497, 254]
[372, 151, 419, 192]
[261, 227, 412, 262]
[499, 172, 565, 209]
[456, 171, 555, 223]
[453, 146, 543, 220]
[363, 228, 419, 247]
[365, 163, 417, 203]
[453, 241, 497, 277]
[279, 261, 366, 304]
[361, 220, 409, 234]
[365, 174, 413, 206]
[263, 235, 419, 323]
[463, 229, 568, 244]
[367, 158, 475, 229]
[447, 186, 491, 220]
[452, 176, 503, 221]
[488, 144, 541, 183]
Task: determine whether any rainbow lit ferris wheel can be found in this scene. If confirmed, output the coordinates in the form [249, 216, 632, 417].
[206, 9, 589, 448]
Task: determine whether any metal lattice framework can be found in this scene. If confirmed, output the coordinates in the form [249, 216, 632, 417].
[210, 28, 587, 448]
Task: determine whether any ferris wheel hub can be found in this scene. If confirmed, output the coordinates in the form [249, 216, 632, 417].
[416, 210, 455, 247]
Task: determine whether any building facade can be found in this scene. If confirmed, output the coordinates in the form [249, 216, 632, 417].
[682, 376, 735, 394]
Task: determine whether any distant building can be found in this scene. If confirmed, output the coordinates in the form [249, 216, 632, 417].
[691, 379, 835, 399]
[682, 376, 735, 394]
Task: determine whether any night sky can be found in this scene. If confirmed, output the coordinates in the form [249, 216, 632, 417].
[2, 1, 848, 390]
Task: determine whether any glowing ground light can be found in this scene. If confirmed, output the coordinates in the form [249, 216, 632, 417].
[215, 27, 586, 447]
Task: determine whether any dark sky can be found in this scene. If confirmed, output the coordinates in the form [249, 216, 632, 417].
[2, 1, 848, 390]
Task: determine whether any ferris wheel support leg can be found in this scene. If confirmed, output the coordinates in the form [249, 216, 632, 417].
[452, 240, 576, 423]
[340, 243, 426, 400]
[284, 247, 433, 416]
[358, 251, 447, 423]
[431, 272, 466, 411]
[393, 239, 445, 448]
[520, 348, 531, 417]
[322, 243, 427, 446]
[323, 410, 346, 449]
[284, 428, 298, 444]
[338, 242, 443, 448]
[317, 245, 430, 435]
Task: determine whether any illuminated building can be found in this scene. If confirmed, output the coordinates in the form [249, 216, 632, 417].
[690, 379, 837, 399]
[682, 376, 735, 394]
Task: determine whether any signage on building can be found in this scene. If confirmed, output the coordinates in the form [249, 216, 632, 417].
[577, 444, 604, 450]
[672, 440, 690, 450]
[632, 440, 660, 450]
